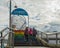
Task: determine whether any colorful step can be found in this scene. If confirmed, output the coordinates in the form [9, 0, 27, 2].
[14, 30, 25, 44]
[14, 30, 25, 39]
[14, 30, 24, 35]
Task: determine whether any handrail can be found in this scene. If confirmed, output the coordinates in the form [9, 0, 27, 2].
[36, 36, 60, 48]
[0, 27, 8, 33]
[0, 32, 14, 40]
[0, 27, 15, 34]
[41, 32, 60, 35]
[8, 27, 14, 31]
[0, 27, 14, 48]
[38, 31, 60, 45]
[0, 27, 9, 48]
[0, 27, 14, 38]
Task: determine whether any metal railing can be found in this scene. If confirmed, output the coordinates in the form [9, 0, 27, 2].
[40, 31, 60, 45]
[1, 27, 60, 47]
[0, 27, 14, 48]
[0, 27, 8, 48]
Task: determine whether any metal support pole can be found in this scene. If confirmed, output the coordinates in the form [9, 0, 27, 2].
[9, 0, 14, 48]
[1, 32, 2, 48]
[46, 34, 49, 43]
[9, 0, 13, 48]
[41, 32, 42, 38]
[28, 15, 30, 43]
[9, 0, 11, 28]
[56, 33, 58, 45]
[11, 31, 14, 48]
[1, 32, 4, 48]
[1, 39, 4, 48]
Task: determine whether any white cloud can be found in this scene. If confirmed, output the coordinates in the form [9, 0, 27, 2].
[0, 0, 60, 32]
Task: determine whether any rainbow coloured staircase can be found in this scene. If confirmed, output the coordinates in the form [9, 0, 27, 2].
[14, 30, 43, 46]
[14, 30, 25, 46]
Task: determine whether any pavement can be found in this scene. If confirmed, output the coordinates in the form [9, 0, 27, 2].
[14, 47, 50, 48]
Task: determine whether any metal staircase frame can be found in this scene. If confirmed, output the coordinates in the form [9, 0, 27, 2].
[37, 30, 60, 45]
[0, 27, 14, 48]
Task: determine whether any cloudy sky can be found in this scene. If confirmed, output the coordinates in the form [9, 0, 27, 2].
[0, 0, 60, 32]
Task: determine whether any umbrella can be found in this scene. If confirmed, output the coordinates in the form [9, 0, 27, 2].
[11, 8, 28, 16]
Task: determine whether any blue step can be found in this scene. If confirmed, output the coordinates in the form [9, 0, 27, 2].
[14, 36, 43, 46]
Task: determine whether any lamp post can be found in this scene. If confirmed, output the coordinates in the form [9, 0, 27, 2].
[6, 0, 17, 48]
[9, 0, 11, 28]
[9, 0, 13, 48]
[9, 0, 11, 47]
[8, 0, 18, 47]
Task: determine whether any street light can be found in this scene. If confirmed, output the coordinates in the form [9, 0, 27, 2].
[9, 0, 17, 48]
[7, 0, 17, 8]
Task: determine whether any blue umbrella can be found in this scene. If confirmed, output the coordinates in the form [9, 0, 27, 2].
[11, 8, 28, 16]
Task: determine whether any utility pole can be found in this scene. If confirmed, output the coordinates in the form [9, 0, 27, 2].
[9, 0, 11, 47]
[10, 0, 11, 28]
[8, 0, 14, 48]
[9, 0, 14, 48]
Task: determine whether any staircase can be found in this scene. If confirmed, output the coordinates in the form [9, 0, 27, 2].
[14, 35, 43, 46]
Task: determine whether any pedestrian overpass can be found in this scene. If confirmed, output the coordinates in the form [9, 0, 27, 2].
[0, 27, 60, 48]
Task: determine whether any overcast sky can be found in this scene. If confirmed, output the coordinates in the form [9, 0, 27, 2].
[0, 0, 60, 31]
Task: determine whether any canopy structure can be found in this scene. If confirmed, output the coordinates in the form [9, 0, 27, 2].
[11, 8, 29, 30]
[11, 8, 28, 16]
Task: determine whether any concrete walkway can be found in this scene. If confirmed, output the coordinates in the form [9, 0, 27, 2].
[14, 47, 50, 48]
